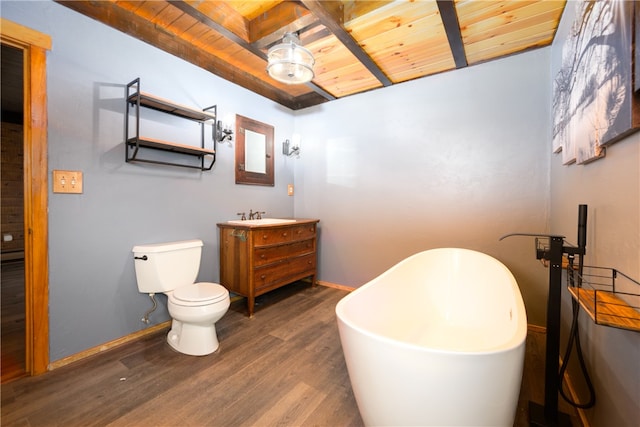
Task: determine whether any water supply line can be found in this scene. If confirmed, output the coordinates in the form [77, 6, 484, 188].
[559, 256, 596, 409]
[141, 293, 157, 324]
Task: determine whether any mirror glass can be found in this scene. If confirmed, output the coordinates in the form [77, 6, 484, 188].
[245, 129, 266, 173]
[235, 115, 274, 186]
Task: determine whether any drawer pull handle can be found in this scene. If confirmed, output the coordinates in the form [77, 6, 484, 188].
[282, 232, 288, 237]
[260, 254, 266, 259]
[260, 275, 266, 279]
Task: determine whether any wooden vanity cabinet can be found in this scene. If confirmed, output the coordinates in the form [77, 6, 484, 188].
[217, 219, 319, 316]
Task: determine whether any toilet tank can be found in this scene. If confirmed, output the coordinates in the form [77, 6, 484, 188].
[132, 239, 203, 293]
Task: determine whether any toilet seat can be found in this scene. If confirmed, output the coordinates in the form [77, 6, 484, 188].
[169, 282, 228, 307]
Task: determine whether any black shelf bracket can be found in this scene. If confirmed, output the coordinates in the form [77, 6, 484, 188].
[125, 78, 217, 171]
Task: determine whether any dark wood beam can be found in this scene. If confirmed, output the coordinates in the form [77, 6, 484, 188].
[300, 0, 392, 87]
[251, 16, 320, 50]
[168, 0, 265, 59]
[248, 1, 314, 46]
[288, 91, 331, 110]
[53, 0, 305, 109]
[299, 26, 332, 46]
[436, 0, 468, 69]
[343, 1, 395, 22]
[168, 1, 334, 101]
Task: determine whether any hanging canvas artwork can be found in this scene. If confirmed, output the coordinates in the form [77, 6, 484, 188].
[551, 0, 639, 165]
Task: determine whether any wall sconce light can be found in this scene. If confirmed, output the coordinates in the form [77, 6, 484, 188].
[216, 119, 234, 146]
[283, 136, 300, 157]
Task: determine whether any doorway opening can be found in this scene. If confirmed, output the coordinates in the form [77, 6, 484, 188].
[1, 19, 51, 381]
[1, 43, 27, 383]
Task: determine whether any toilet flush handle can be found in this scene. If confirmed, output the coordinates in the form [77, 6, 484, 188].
[134, 255, 148, 261]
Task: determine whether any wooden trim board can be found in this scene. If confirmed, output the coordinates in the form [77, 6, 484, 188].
[49, 321, 171, 370]
[1, 18, 51, 376]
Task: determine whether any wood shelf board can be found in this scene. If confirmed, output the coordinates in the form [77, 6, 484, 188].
[128, 91, 216, 122]
[568, 286, 640, 332]
[127, 137, 215, 156]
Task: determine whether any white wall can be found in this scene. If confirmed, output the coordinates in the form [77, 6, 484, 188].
[2, 1, 296, 361]
[295, 48, 553, 325]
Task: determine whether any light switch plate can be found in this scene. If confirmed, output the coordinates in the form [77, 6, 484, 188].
[53, 170, 83, 194]
[287, 184, 294, 196]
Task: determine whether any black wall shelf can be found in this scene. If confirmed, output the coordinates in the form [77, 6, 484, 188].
[125, 78, 216, 171]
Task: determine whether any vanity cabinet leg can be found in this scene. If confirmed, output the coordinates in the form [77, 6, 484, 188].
[247, 295, 255, 318]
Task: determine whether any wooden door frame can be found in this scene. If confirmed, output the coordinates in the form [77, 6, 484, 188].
[1, 19, 50, 375]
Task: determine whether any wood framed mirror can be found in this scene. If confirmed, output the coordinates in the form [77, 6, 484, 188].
[235, 114, 274, 186]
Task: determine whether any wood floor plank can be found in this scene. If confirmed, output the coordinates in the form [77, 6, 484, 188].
[1, 259, 26, 383]
[303, 382, 363, 426]
[251, 381, 327, 426]
[1, 282, 582, 427]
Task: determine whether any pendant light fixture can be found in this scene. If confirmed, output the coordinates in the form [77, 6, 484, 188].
[267, 32, 315, 85]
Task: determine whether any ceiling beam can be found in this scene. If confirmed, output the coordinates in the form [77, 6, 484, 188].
[342, 1, 395, 22]
[300, 0, 392, 87]
[168, 1, 334, 101]
[436, 0, 467, 69]
[168, 0, 265, 59]
[54, 0, 307, 109]
[248, 1, 315, 47]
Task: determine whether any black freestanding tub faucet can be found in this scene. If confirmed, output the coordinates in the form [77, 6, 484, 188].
[500, 204, 588, 427]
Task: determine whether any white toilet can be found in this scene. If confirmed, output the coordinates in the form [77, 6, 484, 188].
[132, 239, 230, 356]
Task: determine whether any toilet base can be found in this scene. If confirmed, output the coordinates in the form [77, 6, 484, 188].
[166, 319, 220, 356]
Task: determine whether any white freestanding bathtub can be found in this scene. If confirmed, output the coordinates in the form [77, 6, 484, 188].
[336, 248, 527, 427]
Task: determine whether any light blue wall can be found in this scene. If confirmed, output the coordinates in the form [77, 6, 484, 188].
[2, 1, 296, 361]
[294, 48, 552, 325]
[549, 3, 640, 426]
[552, 132, 640, 427]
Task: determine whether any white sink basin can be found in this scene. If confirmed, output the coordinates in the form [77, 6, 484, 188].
[227, 218, 296, 226]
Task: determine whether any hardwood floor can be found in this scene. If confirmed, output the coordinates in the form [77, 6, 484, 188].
[1, 259, 26, 383]
[1, 283, 581, 426]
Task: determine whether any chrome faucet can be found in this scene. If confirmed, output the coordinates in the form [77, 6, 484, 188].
[237, 212, 246, 221]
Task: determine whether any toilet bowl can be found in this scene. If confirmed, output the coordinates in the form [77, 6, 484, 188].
[132, 240, 230, 356]
[166, 282, 230, 355]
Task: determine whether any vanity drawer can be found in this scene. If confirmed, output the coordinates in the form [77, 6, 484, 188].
[254, 253, 317, 289]
[255, 227, 294, 246]
[289, 224, 317, 242]
[254, 224, 317, 247]
[254, 239, 315, 267]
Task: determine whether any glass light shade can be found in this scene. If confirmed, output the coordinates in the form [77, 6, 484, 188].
[267, 33, 315, 84]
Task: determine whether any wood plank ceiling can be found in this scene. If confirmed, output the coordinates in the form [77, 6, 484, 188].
[55, 0, 566, 110]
